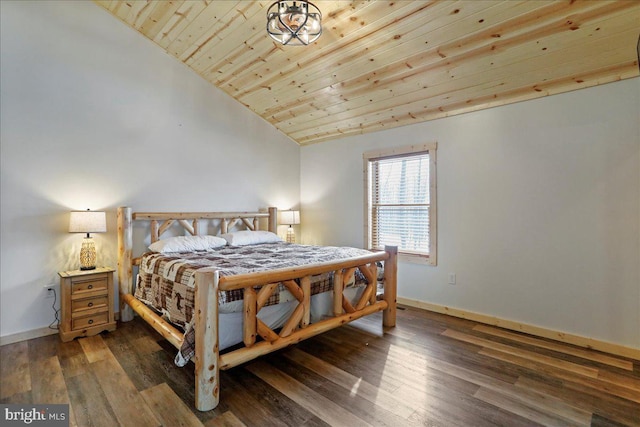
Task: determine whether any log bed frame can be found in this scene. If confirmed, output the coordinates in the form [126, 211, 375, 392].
[117, 206, 397, 411]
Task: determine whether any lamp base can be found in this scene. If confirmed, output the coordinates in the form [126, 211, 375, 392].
[286, 227, 296, 244]
[79, 237, 97, 271]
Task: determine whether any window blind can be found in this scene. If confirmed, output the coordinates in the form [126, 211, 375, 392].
[370, 151, 430, 254]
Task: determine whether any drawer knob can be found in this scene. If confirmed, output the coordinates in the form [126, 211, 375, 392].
[88, 319, 94, 324]
[88, 284, 93, 289]
[88, 302, 94, 307]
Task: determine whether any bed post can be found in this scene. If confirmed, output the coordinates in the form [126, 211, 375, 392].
[117, 207, 134, 322]
[382, 245, 398, 327]
[267, 207, 278, 233]
[194, 269, 220, 411]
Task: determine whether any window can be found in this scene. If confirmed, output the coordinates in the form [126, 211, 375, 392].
[364, 143, 437, 265]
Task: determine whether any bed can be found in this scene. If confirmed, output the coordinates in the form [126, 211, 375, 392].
[117, 206, 398, 411]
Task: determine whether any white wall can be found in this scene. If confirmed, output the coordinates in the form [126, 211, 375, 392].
[301, 78, 640, 349]
[0, 1, 299, 338]
[2, 1, 638, 350]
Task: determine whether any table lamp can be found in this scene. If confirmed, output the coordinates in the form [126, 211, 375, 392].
[280, 210, 300, 243]
[69, 209, 107, 270]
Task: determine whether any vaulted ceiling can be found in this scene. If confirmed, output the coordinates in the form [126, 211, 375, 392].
[95, 1, 640, 146]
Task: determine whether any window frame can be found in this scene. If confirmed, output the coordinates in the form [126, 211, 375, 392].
[363, 143, 437, 265]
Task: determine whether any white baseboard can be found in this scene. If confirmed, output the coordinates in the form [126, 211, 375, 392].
[0, 311, 121, 347]
[398, 297, 640, 360]
[0, 326, 58, 346]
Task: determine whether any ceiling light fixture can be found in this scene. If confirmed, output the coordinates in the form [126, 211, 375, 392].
[267, 1, 322, 46]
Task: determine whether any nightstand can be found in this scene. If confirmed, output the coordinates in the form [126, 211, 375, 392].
[58, 267, 117, 342]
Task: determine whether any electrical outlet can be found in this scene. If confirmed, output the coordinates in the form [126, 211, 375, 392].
[44, 283, 57, 298]
[448, 273, 456, 285]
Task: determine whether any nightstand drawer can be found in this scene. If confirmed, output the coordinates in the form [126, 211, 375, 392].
[72, 312, 108, 330]
[71, 295, 109, 313]
[72, 276, 109, 294]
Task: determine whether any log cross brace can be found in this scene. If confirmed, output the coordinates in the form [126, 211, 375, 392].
[150, 219, 199, 243]
[333, 263, 377, 315]
[243, 277, 312, 347]
[221, 217, 259, 234]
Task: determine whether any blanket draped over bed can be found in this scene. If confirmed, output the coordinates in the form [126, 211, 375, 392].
[135, 242, 374, 363]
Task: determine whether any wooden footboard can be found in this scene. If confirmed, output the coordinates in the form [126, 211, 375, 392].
[192, 247, 397, 411]
[116, 207, 397, 411]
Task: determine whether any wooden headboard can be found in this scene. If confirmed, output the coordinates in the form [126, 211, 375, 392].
[131, 208, 278, 243]
[116, 206, 278, 321]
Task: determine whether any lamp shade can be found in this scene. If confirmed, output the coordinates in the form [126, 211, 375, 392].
[69, 210, 107, 234]
[280, 210, 300, 226]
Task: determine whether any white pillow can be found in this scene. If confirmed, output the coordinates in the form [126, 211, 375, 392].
[149, 235, 227, 253]
[221, 230, 282, 246]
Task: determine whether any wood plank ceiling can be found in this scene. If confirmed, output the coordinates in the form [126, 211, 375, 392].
[95, 1, 640, 146]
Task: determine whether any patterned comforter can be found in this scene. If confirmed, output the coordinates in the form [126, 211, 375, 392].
[134, 242, 377, 363]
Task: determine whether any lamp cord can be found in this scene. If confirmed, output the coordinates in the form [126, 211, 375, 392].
[48, 288, 61, 330]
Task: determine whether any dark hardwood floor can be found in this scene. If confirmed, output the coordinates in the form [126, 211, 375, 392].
[1, 305, 639, 426]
